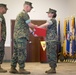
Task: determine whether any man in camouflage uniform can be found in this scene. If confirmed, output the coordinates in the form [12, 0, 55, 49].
[9, 1, 37, 74]
[39, 8, 57, 74]
[0, 4, 8, 73]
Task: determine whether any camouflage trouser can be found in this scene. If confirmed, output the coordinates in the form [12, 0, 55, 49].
[0, 39, 5, 64]
[11, 37, 28, 69]
[46, 41, 57, 68]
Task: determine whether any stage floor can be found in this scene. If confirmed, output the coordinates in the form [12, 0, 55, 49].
[0, 62, 76, 75]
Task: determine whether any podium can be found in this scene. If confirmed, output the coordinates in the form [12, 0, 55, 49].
[34, 27, 47, 62]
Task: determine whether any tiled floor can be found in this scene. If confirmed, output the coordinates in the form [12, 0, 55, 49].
[0, 62, 76, 75]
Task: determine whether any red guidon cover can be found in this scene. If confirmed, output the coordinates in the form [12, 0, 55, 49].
[34, 27, 46, 37]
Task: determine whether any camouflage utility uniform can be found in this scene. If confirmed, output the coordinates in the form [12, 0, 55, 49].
[11, 10, 30, 69]
[0, 14, 6, 64]
[46, 18, 57, 69]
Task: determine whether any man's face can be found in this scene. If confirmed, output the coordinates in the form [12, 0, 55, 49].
[24, 4, 32, 12]
[3, 7, 7, 14]
[27, 5, 32, 12]
[1, 7, 7, 14]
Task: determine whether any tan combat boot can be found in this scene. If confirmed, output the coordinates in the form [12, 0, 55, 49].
[0, 68, 7, 73]
[0, 64, 7, 73]
[19, 68, 31, 74]
[9, 66, 18, 74]
[45, 68, 56, 74]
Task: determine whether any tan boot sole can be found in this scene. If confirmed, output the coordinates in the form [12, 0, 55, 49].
[9, 70, 19, 74]
[19, 72, 31, 74]
[47, 72, 56, 74]
[0, 70, 7, 73]
[0, 71, 7, 73]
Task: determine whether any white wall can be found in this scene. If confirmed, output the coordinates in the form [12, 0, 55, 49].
[68, 0, 76, 16]
[0, 0, 71, 46]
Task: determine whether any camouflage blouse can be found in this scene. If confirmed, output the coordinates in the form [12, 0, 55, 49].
[46, 18, 57, 42]
[14, 11, 30, 40]
[0, 14, 6, 40]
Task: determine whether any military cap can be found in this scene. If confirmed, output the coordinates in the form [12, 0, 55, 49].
[46, 8, 57, 13]
[0, 3, 8, 10]
[24, 1, 33, 8]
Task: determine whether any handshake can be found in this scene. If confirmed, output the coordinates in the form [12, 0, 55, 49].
[29, 26, 46, 37]
[29, 28, 38, 37]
